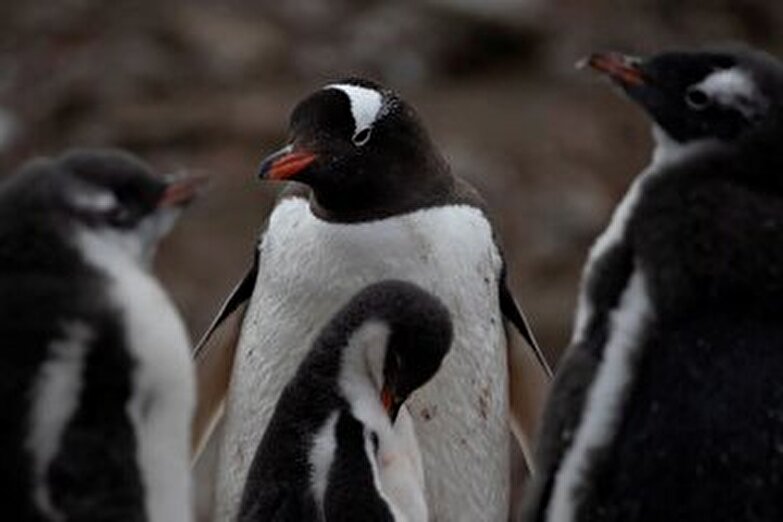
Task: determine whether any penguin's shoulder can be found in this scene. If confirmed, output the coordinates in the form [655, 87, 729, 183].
[630, 153, 783, 311]
[261, 187, 501, 271]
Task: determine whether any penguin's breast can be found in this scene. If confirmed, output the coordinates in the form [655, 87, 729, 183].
[225, 197, 510, 520]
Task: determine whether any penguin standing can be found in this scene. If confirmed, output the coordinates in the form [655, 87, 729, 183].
[0, 150, 202, 521]
[238, 280, 453, 522]
[524, 47, 783, 521]
[197, 79, 552, 521]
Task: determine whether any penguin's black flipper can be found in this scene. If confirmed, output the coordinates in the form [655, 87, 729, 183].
[499, 265, 553, 471]
[194, 250, 259, 360]
[192, 251, 258, 461]
[499, 269, 552, 378]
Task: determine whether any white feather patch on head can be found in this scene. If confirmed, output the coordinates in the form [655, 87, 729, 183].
[695, 67, 763, 118]
[69, 188, 118, 214]
[324, 84, 384, 136]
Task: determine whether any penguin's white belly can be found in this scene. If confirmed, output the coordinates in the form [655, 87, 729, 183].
[78, 232, 195, 522]
[216, 198, 509, 522]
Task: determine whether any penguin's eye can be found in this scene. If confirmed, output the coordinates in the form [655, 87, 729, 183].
[353, 128, 372, 147]
[107, 205, 135, 226]
[685, 87, 711, 110]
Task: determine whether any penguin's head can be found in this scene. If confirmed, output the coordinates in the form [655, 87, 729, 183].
[257, 79, 448, 220]
[334, 281, 453, 423]
[13, 149, 205, 265]
[585, 47, 783, 145]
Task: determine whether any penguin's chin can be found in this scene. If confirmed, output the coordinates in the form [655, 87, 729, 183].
[89, 210, 181, 269]
[134, 210, 182, 265]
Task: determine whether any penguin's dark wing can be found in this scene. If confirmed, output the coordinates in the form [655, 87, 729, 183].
[193, 249, 258, 359]
[192, 249, 258, 460]
[521, 338, 602, 521]
[499, 266, 552, 378]
[499, 263, 553, 469]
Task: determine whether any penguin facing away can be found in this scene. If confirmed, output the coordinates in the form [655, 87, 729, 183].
[197, 78, 552, 522]
[0, 150, 203, 522]
[238, 280, 453, 522]
[524, 47, 783, 522]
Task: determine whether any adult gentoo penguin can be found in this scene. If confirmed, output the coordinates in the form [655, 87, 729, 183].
[523, 47, 783, 522]
[197, 78, 552, 521]
[0, 149, 202, 521]
[238, 280, 452, 522]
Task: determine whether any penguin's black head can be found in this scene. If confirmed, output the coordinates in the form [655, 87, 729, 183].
[585, 47, 783, 144]
[379, 284, 453, 422]
[257, 79, 449, 221]
[335, 280, 453, 423]
[8, 149, 205, 264]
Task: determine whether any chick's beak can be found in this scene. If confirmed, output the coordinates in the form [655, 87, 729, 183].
[381, 386, 402, 424]
[584, 52, 646, 87]
[158, 174, 209, 208]
[257, 144, 318, 181]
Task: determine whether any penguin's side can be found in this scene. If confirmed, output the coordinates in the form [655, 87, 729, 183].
[0, 150, 202, 522]
[524, 47, 783, 521]
[238, 280, 452, 522]
[197, 79, 552, 521]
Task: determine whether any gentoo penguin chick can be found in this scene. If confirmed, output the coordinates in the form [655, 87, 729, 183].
[238, 280, 452, 522]
[0, 149, 203, 522]
[200, 78, 551, 522]
[524, 47, 783, 522]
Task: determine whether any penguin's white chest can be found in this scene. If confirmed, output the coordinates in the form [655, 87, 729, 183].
[218, 198, 510, 521]
[77, 231, 195, 522]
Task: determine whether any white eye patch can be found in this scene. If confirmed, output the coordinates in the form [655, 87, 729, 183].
[69, 187, 118, 214]
[694, 67, 765, 118]
[324, 84, 384, 140]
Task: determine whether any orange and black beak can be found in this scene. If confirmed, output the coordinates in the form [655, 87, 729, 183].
[381, 385, 403, 423]
[158, 174, 209, 208]
[584, 52, 646, 88]
[258, 144, 318, 181]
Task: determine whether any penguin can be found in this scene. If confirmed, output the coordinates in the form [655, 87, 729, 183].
[523, 46, 783, 522]
[195, 78, 552, 521]
[0, 149, 203, 522]
[238, 280, 453, 522]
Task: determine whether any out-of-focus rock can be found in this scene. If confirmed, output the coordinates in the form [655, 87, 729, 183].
[256, 0, 544, 84]
[423, 0, 545, 26]
[172, 5, 288, 83]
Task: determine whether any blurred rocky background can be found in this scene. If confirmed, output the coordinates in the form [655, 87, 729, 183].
[2, 0, 782, 517]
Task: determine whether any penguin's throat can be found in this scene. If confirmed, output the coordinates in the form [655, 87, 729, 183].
[651, 125, 720, 168]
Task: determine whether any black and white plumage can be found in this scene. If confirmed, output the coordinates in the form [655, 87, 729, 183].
[197, 78, 551, 521]
[524, 47, 783, 521]
[0, 150, 202, 522]
[238, 280, 452, 522]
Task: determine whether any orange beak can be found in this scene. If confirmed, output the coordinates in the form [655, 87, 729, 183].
[381, 386, 401, 423]
[258, 145, 318, 181]
[158, 174, 208, 208]
[584, 52, 646, 87]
